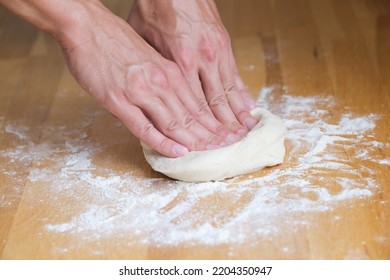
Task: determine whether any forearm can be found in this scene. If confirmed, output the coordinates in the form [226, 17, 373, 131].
[0, 0, 109, 48]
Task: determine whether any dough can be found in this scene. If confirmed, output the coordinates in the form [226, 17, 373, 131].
[142, 108, 286, 182]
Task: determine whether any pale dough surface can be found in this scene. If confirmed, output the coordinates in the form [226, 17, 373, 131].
[142, 108, 286, 182]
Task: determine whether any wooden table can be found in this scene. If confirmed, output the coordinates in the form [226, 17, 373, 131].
[0, 0, 389, 259]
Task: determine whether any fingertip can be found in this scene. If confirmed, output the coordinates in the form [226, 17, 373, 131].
[225, 132, 240, 144]
[245, 97, 257, 110]
[237, 128, 247, 137]
[234, 76, 256, 110]
[172, 144, 189, 157]
[244, 117, 258, 130]
[239, 87, 256, 110]
[207, 144, 220, 150]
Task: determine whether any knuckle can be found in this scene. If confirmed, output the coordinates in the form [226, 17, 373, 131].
[199, 36, 215, 62]
[200, 46, 215, 62]
[166, 118, 180, 132]
[158, 137, 180, 157]
[150, 66, 170, 89]
[196, 99, 210, 116]
[209, 94, 228, 108]
[177, 47, 196, 71]
[191, 140, 202, 151]
[183, 114, 195, 128]
[139, 122, 154, 138]
[230, 120, 243, 131]
[159, 137, 171, 151]
[216, 28, 230, 49]
[215, 124, 227, 135]
[224, 82, 239, 97]
[238, 85, 249, 95]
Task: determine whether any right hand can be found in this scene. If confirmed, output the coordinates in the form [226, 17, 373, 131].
[128, 0, 258, 139]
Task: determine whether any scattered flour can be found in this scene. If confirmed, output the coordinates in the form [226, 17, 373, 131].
[4, 124, 30, 141]
[0, 86, 389, 250]
[379, 159, 390, 166]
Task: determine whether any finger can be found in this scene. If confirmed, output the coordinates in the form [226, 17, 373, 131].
[118, 104, 189, 158]
[199, 66, 247, 137]
[158, 91, 225, 149]
[235, 76, 256, 110]
[219, 57, 258, 130]
[173, 70, 231, 140]
[140, 96, 198, 150]
[228, 50, 257, 110]
[139, 95, 220, 151]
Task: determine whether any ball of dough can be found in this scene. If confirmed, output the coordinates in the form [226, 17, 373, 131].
[142, 108, 286, 182]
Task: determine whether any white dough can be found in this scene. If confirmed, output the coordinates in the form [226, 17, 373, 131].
[142, 108, 286, 182]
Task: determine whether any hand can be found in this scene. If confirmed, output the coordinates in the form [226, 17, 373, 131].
[128, 0, 258, 138]
[59, 2, 229, 157]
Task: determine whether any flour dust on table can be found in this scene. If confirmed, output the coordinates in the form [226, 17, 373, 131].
[0, 86, 388, 255]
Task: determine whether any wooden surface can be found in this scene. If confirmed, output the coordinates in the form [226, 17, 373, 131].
[0, 0, 389, 259]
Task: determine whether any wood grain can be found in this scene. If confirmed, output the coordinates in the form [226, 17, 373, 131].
[0, 0, 389, 259]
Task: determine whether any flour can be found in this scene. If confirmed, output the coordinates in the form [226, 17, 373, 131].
[1, 86, 389, 250]
[378, 159, 390, 166]
[4, 124, 30, 141]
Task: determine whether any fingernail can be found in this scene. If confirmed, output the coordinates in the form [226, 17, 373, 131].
[172, 144, 188, 157]
[226, 133, 239, 144]
[245, 98, 256, 110]
[207, 144, 220, 150]
[237, 129, 247, 137]
[219, 140, 230, 147]
[244, 117, 258, 130]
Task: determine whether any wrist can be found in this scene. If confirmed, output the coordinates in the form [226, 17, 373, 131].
[44, 0, 109, 50]
[0, 0, 108, 50]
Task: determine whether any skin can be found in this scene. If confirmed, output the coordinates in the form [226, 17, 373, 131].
[0, 0, 257, 158]
[128, 0, 257, 132]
